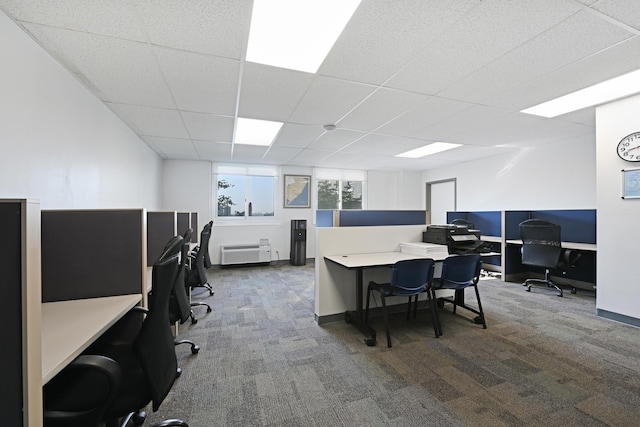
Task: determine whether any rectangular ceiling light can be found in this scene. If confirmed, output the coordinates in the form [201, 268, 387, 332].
[246, 0, 361, 73]
[396, 142, 462, 158]
[521, 69, 640, 118]
[235, 117, 283, 146]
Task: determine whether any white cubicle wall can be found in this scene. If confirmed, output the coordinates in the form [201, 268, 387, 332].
[315, 225, 426, 323]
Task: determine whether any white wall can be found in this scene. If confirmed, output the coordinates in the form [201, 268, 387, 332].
[596, 94, 640, 323]
[0, 11, 162, 209]
[367, 170, 423, 210]
[422, 138, 596, 211]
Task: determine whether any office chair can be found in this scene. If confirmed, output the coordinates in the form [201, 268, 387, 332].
[450, 218, 474, 229]
[44, 235, 189, 427]
[169, 228, 200, 355]
[364, 258, 437, 348]
[43, 355, 122, 427]
[429, 253, 486, 336]
[186, 221, 214, 305]
[519, 219, 581, 297]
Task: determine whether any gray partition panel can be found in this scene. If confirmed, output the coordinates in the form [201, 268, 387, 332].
[177, 212, 190, 236]
[147, 211, 176, 266]
[191, 212, 199, 244]
[42, 210, 143, 302]
[0, 202, 24, 426]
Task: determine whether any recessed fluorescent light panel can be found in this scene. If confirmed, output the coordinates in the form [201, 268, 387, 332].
[396, 142, 462, 158]
[521, 69, 640, 118]
[246, 0, 361, 73]
[235, 117, 283, 146]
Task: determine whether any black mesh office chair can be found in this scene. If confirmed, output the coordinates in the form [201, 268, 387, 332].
[429, 253, 485, 336]
[169, 228, 200, 355]
[186, 221, 214, 300]
[44, 236, 189, 427]
[519, 219, 581, 297]
[364, 258, 437, 348]
[43, 355, 122, 427]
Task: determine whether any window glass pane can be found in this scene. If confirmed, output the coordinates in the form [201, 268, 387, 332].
[342, 180, 362, 209]
[317, 179, 339, 209]
[217, 175, 245, 217]
[247, 175, 274, 216]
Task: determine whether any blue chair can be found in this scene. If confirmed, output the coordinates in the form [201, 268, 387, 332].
[364, 258, 437, 348]
[429, 254, 486, 336]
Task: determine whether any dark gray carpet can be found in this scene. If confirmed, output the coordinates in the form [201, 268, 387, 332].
[146, 263, 640, 427]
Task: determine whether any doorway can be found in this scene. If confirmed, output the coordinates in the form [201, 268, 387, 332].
[426, 179, 456, 224]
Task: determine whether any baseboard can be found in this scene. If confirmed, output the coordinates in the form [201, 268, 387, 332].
[596, 309, 640, 328]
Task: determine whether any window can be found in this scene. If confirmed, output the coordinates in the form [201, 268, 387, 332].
[315, 169, 366, 210]
[214, 165, 277, 220]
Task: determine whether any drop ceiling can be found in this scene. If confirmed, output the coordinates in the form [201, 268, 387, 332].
[2, 0, 640, 171]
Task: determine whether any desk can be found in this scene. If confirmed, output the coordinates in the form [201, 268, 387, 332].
[506, 239, 596, 252]
[41, 294, 141, 384]
[325, 251, 448, 346]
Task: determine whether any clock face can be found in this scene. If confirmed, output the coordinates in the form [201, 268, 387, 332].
[617, 132, 640, 162]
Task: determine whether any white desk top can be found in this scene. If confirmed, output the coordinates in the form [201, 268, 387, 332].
[41, 294, 141, 384]
[325, 251, 448, 269]
[506, 239, 597, 251]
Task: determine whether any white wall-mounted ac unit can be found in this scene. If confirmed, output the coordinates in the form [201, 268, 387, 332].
[220, 244, 271, 266]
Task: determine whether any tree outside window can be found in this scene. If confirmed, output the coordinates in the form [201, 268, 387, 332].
[317, 179, 363, 210]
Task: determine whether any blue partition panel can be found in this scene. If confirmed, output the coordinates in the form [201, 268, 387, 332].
[446, 211, 468, 223]
[504, 211, 530, 240]
[316, 210, 334, 227]
[339, 210, 427, 226]
[531, 210, 596, 244]
[468, 211, 501, 236]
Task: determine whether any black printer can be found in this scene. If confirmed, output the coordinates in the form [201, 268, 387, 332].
[423, 225, 489, 254]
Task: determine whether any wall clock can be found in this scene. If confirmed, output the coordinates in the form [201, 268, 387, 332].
[617, 132, 640, 161]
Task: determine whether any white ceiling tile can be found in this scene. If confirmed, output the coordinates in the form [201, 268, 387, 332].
[439, 10, 634, 104]
[238, 63, 314, 122]
[320, 0, 480, 85]
[386, 0, 580, 96]
[110, 104, 189, 138]
[289, 76, 376, 126]
[590, 0, 640, 32]
[133, 0, 251, 58]
[1, 0, 146, 40]
[377, 97, 473, 138]
[155, 47, 240, 115]
[193, 141, 232, 161]
[263, 146, 303, 164]
[338, 87, 427, 131]
[341, 134, 429, 156]
[182, 112, 234, 142]
[231, 144, 270, 163]
[142, 136, 199, 159]
[416, 104, 510, 142]
[272, 123, 325, 149]
[308, 129, 367, 151]
[24, 24, 175, 108]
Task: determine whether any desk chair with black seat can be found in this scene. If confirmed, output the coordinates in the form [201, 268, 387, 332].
[186, 221, 214, 300]
[429, 253, 485, 336]
[364, 258, 437, 348]
[45, 235, 189, 427]
[519, 219, 581, 297]
[169, 228, 200, 355]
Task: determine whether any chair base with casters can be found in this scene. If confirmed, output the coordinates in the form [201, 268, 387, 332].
[364, 258, 436, 348]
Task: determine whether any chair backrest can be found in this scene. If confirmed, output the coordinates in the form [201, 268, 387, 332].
[440, 254, 482, 288]
[134, 235, 182, 411]
[169, 229, 193, 324]
[519, 219, 562, 269]
[190, 221, 211, 284]
[390, 258, 435, 292]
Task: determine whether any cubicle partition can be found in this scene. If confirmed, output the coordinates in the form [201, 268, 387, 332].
[147, 211, 177, 267]
[190, 212, 199, 244]
[447, 210, 502, 237]
[41, 209, 147, 302]
[2, 199, 42, 427]
[316, 209, 429, 227]
[177, 211, 190, 237]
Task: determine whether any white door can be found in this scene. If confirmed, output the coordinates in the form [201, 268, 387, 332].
[426, 179, 456, 224]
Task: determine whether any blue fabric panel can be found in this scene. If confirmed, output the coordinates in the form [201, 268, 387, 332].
[315, 210, 334, 227]
[339, 210, 427, 226]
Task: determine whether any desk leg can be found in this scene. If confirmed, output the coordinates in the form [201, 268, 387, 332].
[344, 268, 377, 346]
